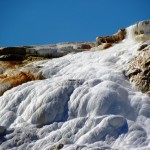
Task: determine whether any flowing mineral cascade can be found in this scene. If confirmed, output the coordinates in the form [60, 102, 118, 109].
[0, 20, 150, 150]
[127, 20, 150, 42]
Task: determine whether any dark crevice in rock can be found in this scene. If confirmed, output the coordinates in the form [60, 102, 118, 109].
[137, 44, 148, 51]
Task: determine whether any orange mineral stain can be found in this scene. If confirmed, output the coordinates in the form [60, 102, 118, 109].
[0, 60, 44, 96]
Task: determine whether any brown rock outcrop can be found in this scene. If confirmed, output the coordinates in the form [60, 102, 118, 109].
[79, 44, 92, 49]
[127, 44, 150, 95]
[96, 28, 126, 46]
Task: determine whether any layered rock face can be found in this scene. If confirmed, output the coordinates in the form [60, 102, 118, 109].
[0, 42, 95, 61]
[127, 44, 150, 95]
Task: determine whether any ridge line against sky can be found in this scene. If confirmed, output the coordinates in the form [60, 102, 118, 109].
[0, 0, 150, 47]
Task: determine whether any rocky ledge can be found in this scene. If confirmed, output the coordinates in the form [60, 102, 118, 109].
[0, 42, 95, 62]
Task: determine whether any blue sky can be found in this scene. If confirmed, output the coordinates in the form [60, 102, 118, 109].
[0, 0, 149, 46]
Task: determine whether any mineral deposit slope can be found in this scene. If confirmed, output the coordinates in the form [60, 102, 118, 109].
[0, 20, 150, 150]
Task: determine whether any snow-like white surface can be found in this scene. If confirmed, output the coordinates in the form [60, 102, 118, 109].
[0, 21, 150, 150]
